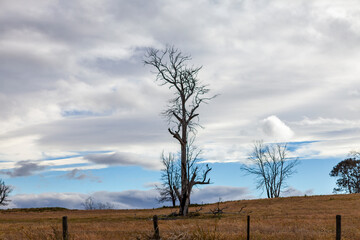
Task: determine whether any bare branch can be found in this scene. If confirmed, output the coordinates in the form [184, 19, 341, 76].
[192, 164, 212, 186]
[168, 128, 184, 145]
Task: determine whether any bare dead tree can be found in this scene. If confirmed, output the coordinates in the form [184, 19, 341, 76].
[82, 196, 114, 210]
[241, 141, 298, 198]
[158, 139, 212, 211]
[96, 201, 114, 210]
[172, 138, 212, 211]
[145, 46, 215, 215]
[157, 152, 180, 207]
[82, 196, 96, 210]
[210, 198, 227, 216]
[0, 179, 12, 206]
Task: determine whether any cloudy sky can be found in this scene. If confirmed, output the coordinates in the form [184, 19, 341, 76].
[1, 0, 360, 209]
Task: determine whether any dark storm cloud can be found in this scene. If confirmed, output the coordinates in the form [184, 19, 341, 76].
[1, 161, 45, 177]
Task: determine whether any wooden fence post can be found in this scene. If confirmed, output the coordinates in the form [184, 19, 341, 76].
[247, 215, 250, 240]
[62, 216, 68, 240]
[336, 215, 341, 240]
[153, 215, 160, 240]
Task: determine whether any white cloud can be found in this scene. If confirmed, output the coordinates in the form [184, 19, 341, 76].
[261, 115, 294, 141]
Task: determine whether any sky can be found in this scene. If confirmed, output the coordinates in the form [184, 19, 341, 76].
[0, 0, 360, 209]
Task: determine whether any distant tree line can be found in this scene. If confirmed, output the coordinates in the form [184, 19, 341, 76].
[82, 196, 114, 210]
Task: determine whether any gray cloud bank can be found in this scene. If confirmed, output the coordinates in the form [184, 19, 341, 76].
[5, 186, 252, 209]
[4, 186, 313, 209]
[1, 161, 45, 177]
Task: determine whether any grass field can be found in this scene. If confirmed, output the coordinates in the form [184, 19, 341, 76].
[1, 193, 360, 239]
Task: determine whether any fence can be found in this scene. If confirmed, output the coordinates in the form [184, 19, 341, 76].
[60, 214, 343, 240]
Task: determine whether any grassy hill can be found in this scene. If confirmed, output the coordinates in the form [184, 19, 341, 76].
[1, 193, 360, 239]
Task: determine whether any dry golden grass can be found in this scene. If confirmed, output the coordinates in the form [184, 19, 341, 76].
[1, 194, 360, 239]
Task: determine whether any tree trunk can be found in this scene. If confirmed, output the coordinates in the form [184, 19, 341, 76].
[179, 140, 188, 215]
[172, 198, 176, 207]
[183, 194, 190, 215]
[183, 186, 193, 216]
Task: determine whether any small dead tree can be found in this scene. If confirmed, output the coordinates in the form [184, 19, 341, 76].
[242, 141, 298, 198]
[157, 152, 180, 207]
[173, 138, 212, 209]
[82, 196, 114, 210]
[210, 198, 227, 216]
[82, 196, 96, 210]
[0, 179, 12, 206]
[158, 139, 212, 210]
[145, 45, 215, 216]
